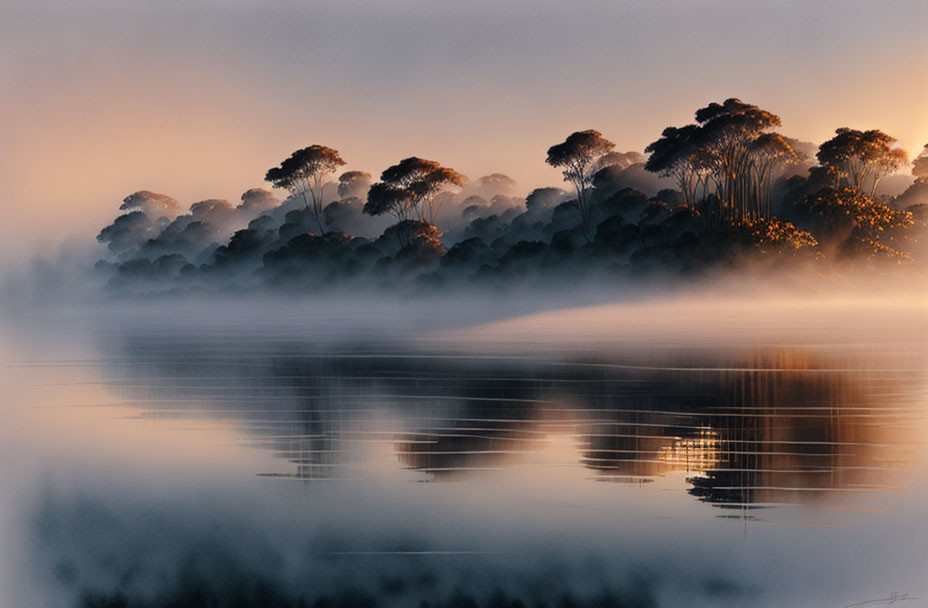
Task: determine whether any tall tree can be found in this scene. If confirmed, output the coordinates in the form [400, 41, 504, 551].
[816, 128, 907, 196]
[644, 125, 703, 208]
[747, 133, 801, 218]
[265, 145, 346, 233]
[363, 157, 466, 224]
[694, 98, 782, 221]
[546, 130, 615, 237]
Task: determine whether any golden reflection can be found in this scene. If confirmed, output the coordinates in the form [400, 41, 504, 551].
[91, 336, 927, 511]
[657, 430, 720, 473]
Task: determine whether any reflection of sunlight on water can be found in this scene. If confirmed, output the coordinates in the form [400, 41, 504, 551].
[657, 430, 720, 476]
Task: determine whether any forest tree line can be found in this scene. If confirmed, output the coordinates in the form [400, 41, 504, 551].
[95, 98, 928, 294]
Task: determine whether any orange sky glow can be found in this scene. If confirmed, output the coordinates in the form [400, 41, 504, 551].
[1, 0, 926, 259]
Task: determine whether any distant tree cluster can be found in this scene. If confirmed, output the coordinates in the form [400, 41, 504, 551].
[94, 99, 927, 296]
[363, 157, 466, 223]
[644, 99, 801, 223]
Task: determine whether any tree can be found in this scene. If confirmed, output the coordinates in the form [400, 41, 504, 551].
[816, 128, 907, 196]
[382, 219, 444, 253]
[644, 99, 795, 224]
[912, 143, 928, 182]
[337, 171, 372, 199]
[363, 157, 466, 223]
[797, 187, 914, 262]
[644, 125, 703, 208]
[265, 145, 346, 233]
[97, 211, 160, 254]
[189, 198, 233, 219]
[742, 217, 817, 256]
[546, 130, 615, 238]
[119, 191, 180, 218]
[694, 98, 782, 221]
[525, 187, 565, 212]
[747, 133, 801, 217]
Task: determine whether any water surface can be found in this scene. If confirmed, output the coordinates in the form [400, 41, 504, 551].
[2, 297, 926, 607]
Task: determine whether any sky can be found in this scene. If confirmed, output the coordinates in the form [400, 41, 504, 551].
[1, 0, 926, 258]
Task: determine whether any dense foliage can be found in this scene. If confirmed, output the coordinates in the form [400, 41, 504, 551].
[94, 99, 927, 296]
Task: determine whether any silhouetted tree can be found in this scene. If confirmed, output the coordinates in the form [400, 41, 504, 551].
[363, 157, 466, 223]
[546, 130, 615, 238]
[265, 145, 346, 233]
[816, 128, 907, 196]
[748, 133, 801, 218]
[694, 98, 783, 221]
[381, 219, 444, 254]
[645, 125, 703, 208]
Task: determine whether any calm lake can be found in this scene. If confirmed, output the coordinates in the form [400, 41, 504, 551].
[2, 294, 926, 607]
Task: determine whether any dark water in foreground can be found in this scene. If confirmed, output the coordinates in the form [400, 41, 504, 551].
[2, 300, 927, 607]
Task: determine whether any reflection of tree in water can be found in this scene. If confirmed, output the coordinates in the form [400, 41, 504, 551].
[105, 338, 553, 481]
[104, 338, 920, 503]
[578, 349, 916, 506]
[393, 372, 547, 477]
[395, 414, 546, 477]
[685, 363, 897, 507]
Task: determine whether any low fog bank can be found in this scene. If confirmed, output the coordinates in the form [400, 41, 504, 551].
[2, 277, 925, 361]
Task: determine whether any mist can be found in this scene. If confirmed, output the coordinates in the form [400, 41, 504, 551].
[4, 295, 927, 607]
[3, 3, 928, 607]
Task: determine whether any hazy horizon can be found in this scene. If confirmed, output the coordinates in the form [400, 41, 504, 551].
[1, 0, 926, 259]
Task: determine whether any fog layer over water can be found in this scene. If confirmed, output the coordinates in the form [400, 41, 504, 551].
[1, 292, 926, 607]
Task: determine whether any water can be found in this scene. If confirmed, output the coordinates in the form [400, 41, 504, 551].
[2, 296, 926, 607]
